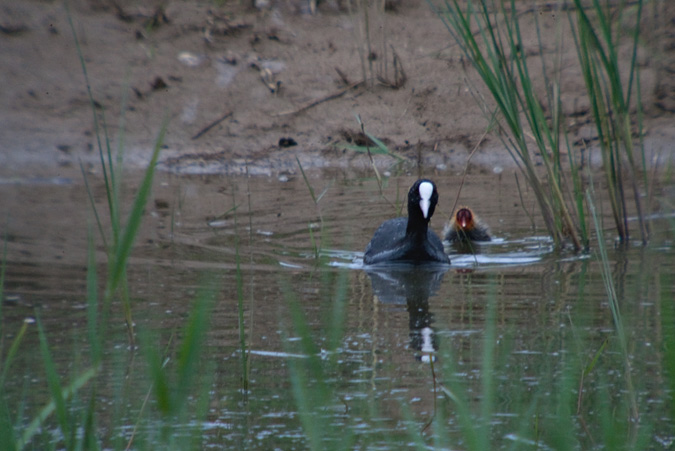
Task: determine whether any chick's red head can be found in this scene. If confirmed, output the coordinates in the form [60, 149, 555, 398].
[456, 208, 474, 230]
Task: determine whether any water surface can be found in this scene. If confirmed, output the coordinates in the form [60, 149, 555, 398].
[2, 170, 674, 448]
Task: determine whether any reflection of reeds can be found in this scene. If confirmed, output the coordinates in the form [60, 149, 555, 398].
[233, 189, 250, 391]
[587, 190, 638, 420]
[433, 0, 649, 250]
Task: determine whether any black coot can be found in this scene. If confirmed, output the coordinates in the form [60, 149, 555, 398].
[364, 179, 450, 265]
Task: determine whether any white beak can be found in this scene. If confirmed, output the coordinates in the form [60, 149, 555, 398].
[420, 198, 430, 218]
[418, 181, 434, 218]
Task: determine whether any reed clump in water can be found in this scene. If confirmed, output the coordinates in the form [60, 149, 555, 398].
[431, 0, 650, 250]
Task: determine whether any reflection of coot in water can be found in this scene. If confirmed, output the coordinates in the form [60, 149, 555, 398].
[366, 266, 448, 361]
[364, 180, 450, 265]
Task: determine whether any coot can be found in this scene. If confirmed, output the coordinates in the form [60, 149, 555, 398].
[364, 179, 450, 265]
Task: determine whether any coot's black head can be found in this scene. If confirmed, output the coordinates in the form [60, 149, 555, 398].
[408, 179, 439, 222]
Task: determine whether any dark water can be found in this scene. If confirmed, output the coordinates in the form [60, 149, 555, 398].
[1, 170, 674, 448]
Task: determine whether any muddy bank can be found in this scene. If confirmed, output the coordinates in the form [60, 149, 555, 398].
[1, 0, 674, 178]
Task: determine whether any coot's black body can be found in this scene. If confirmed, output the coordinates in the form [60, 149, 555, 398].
[364, 179, 450, 265]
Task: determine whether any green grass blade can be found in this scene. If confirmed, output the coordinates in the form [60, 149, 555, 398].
[108, 119, 167, 295]
[0, 223, 7, 339]
[586, 189, 639, 420]
[326, 270, 348, 355]
[296, 156, 317, 204]
[661, 273, 675, 423]
[81, 392, 99, 451]
[586, 190, 624, 343]
[65, 2, 118, 242]
[361, 130, 405, 161]
[86, 225, 101, 364]
[439, 357, 480, 449]
[36, 316, 71, 448]
[332, 142, 390, 155]
[236, 244, 249, 390]
[17, 366, 98, 449]
[79, 162, 109, 251]
[175, 285, 216, 410]
[353, 114, 405, 162]
[139, 285, 215, 423]
[0, 321, 30, 389]
[232, 188, 249, 391]
[281, 275, 353, 450]
[0, 394, 17, 451]
[142, 335, 172, 415]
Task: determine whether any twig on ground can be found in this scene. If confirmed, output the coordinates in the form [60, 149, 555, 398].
[191, 111, 233, 140]
[335, 67, 352, 86]
[272, 81, 365, 117]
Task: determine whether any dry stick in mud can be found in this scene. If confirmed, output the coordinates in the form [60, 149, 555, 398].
[191, 111, 233, 140]
[274, 51, 406, 116]
[273, 80, 366, 117]
[377, 45, 407, 89]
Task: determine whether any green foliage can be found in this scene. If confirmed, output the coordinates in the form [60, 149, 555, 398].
[142, 284, 216, 419]
[18, 319, 99, 450]
[235, 240, 249, 391]
[432, 0, 650, 249]
[0, 6, 173, 449]
[296, 157, 331, 259]
[661, 274, 675, 423]
[282, 268, 355, 450]
[0, 233, 16, 451]
[0, 2, 668, 446]
[67, 0, 168, 344]
[587, 189, 638, 419]
[570, 0, 649, 243]
[335, 116, 405, 162]
[432, 0, 585, 249]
